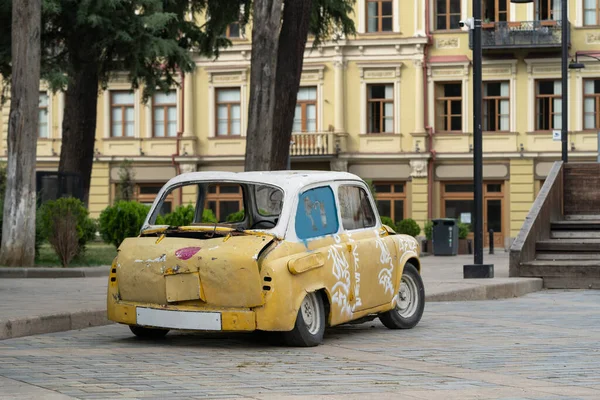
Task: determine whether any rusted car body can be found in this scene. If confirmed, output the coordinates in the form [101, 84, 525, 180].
[107, 171, 425, 346]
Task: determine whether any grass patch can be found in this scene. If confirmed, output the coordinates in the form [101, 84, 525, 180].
[35, 241, 117, 267]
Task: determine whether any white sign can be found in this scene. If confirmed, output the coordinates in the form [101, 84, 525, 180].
[552, 130, 562, 141]
[460, 213, 471, 224]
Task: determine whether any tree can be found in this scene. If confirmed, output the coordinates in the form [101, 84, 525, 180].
[244, 0, 355, 171]
[0, 0, 41, 266]
[1, 0, 248, 204]
[116, 159, 135, 201]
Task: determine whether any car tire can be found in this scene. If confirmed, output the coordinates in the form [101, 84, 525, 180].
[379, 262, 425, 329]
[283, 292, 326, 347]
[129, 325, 170, 339]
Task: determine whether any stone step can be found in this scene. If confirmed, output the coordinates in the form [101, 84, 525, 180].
[551, 221, 600, 230]
[536, 239, 600, 252]
[536, 253, 600, 260]
[564, 215, 600, 221]
[551, 231, 600, 239]
[520, 260, 600, 289]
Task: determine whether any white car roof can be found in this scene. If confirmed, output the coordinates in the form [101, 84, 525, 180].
[164, 170, 365, 193]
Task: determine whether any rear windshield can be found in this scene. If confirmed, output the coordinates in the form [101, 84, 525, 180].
[147, 181, 284, 230]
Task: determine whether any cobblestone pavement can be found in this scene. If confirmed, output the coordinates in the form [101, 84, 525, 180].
[1, 290, 599, 400]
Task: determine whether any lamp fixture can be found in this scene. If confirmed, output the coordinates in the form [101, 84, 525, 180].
[569, 53, 600, 70]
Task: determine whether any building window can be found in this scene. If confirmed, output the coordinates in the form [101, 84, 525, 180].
[535, 0, 561, 21]
[39, 92, 49, 138]
[436, 0, 461, 30]
[111, 91, 135, 137]
[483, 81, 510, 132]
[216, 88, 241, 136]
[206, 184, 243, 222]
[435, 82, 462, 132]
[584, 79, 600, 130]
[374, 183, 405, 222]
[584, 0, 600, 25]
[367, 84, 394, 133]
[366, 0, 393, 32]
[293, 87, 317, 132]
[153, 90, 177, 137]
[137, 184, 172, 215]
[483, 0, 509, 22]
[226, 23, 241, 38]
[535, 80, 561, 131]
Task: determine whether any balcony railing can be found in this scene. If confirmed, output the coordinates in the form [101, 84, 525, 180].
[469, 20, 569, 50]
[290, 132, 346, 157]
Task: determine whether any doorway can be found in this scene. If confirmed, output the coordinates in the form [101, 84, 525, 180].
[442, 182, 505, 248]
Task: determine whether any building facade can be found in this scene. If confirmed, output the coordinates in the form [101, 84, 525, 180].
[1, 0, 600, 249]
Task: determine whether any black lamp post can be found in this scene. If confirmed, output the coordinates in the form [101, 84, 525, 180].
[464, 0, 494, 279]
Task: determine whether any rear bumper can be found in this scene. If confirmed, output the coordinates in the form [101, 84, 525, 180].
[108, 300, 256, 331]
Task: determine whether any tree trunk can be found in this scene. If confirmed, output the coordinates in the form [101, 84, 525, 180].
[245, 0, 313, 171]
[0, 0, 41, 267]
[244, 0, 283, 171]
[270, 0, 313, 169]
[58, 63, 99, 206]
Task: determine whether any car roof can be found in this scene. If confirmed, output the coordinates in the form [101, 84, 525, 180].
[165, 170, 365, 193]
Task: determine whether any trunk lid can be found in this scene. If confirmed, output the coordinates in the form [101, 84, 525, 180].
[115, 234, 273, 308]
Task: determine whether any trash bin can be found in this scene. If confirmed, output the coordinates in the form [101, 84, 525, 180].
[432, 218, 459, 256]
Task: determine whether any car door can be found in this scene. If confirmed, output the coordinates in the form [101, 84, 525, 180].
[293, 185, 356, 325]
[337, 184, 398, 312]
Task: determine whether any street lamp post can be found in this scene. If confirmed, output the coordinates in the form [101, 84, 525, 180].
[561, 0, 568, 163]
[464, 0, 494, 279]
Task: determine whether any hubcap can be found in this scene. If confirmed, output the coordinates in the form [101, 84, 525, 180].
[396, 274, 419, 318]
[300, 293, 321, 335]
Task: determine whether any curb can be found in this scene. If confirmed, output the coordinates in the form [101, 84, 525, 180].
[0, 309, 113, 340]
[0, 266, 109, 279]
[0, 278, 544, 341]
[426, 278, 544, 302]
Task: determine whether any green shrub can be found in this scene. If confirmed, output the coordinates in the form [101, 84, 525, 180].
[380, 216, 396, 231]
[99, 201, 149, 248]
[156, 206, 218, 226]
[395, 218, 421, 238]
[39, 198, 96, 266]
[202, 209, 218, 223]
[458, 222, 471, 239]
[226, 209, 245, 223]
[424, 221, 433, 240]
[156, 204, 195, 226]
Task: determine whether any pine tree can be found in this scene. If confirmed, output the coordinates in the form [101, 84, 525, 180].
[1, 0, 249, 204]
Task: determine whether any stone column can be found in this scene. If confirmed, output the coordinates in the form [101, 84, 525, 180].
[410, 160, 428, 235]
[183, 72, 194, 137]
[334, 60, 345, 133]
[413, 59, 425, 135]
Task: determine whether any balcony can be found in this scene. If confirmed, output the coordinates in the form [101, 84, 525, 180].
[290, 132, 347, 158]
[469, 20, 570, 51]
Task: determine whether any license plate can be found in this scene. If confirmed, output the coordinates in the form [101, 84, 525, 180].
[136, 307, 221, 330]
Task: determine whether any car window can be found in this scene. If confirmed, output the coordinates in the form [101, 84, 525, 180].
[338, 185, 377, 231]
[295, 186, 339, 240]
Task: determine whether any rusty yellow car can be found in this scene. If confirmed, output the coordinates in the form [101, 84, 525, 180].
[107, 171, 424, 346]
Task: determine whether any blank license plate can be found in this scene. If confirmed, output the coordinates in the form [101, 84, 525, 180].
[136, 307, 221, 330]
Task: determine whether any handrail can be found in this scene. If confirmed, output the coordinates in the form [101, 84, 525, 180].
[509, 161, 563, 277]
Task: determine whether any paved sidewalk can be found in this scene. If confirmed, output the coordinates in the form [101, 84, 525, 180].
[0, 252, 542, 340]
[1, 290, 598, 399]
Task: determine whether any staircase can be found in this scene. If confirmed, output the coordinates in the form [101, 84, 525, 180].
[510, 163, 600, 289]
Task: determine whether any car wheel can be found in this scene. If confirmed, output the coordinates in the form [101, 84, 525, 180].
[379, 262, 425, 329]
[129, 325, 170, 339]
[283, 292, 326, 347]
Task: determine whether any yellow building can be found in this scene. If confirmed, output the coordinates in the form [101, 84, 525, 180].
[1, 0, 600, 249]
